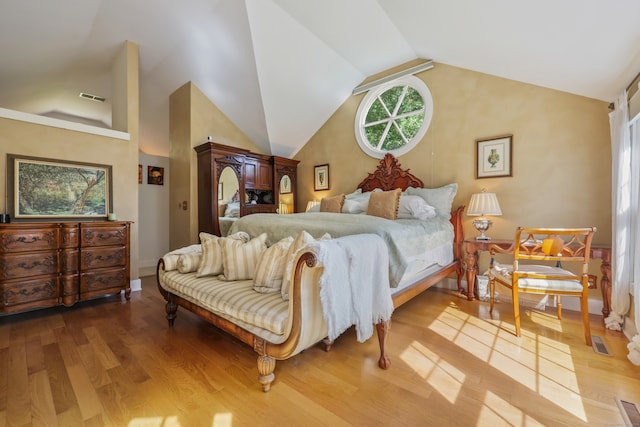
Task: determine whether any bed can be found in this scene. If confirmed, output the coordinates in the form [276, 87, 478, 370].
[229, 153, 465, 308]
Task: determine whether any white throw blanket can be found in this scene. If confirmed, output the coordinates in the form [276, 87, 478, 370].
[308, 234, 394, 342]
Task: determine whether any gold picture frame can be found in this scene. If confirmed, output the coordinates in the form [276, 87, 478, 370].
[314, 164, 329, 191]
[476, 134, 513, 179]
[7, 154, 112, 219]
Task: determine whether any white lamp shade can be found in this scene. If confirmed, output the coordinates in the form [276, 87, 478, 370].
[467, 192, 502, 216]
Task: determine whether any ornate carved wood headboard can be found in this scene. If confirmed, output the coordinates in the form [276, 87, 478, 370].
[356, 153, 424, 192]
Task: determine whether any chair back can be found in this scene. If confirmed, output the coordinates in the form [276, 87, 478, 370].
[513, 227, 596, 275]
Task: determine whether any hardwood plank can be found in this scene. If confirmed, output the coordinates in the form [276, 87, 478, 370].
[6, 336, 30, 426]
[42, 343, 80, 417]
[65, 363, 103, 421]
[29, 369, 58, 427]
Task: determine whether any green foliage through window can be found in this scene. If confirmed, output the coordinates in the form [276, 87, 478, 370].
[363, 85, 425, 151]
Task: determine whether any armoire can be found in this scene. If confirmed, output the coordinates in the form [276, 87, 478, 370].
[194, 142, 299, 236]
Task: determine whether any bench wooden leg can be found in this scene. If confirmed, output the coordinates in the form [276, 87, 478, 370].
[165, 300, 177, 326]
[257, 355, 276, 392]
[376, 320, 390, 369]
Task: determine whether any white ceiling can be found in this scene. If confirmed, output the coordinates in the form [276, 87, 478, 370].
[2, 0, 640, 158]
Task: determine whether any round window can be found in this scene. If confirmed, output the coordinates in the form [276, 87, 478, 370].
[354, 75, 433, 158]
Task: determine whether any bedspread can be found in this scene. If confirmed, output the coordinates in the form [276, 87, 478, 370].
[229, 212, 454, 287]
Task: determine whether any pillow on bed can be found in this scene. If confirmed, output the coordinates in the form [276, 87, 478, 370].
[177, 252, 201, 273]
[253, 236, 294, 293]
[397, 195, 437, 221]
[320, 194, 345, 213]
[225, 202, 240, 218]
[341, 192, 369, 214]
[196, 231, 249, 277]
[367, 188, 402, 220]
[220, 233, 268, 281]
[281, 231, 331, 301]
[345, 188, 363, 199]
[405, 183, 458, 219]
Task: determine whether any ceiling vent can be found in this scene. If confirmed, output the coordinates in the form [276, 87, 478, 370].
[79, 92, 106, 103]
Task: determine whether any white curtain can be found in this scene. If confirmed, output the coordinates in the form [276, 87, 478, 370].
[606, 90, 640, 365]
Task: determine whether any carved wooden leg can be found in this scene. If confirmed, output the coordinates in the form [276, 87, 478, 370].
[165, 300, 177, 326]
[257, 355, 276, 392]
[376, 320, 391, 370]
[124, 287, 132, 300]
[464, 250, 478, 301]
[321, 338, 334, 352]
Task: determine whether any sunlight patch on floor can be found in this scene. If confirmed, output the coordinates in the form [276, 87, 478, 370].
[529, 310, 564, 334]
[479, 390, 546, 426]
[126, 414, 232, 427]
[425, 304, 588, 422]
[399, 341, 464, 404]
[128, 416, 180, 427]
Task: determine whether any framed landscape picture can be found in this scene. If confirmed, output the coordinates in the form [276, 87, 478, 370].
[7, 154, 112, 219]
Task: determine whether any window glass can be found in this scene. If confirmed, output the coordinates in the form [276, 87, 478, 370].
[355, 75, 433, 158]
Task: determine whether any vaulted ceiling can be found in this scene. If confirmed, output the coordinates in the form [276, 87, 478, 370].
[1, 0, 640, 158]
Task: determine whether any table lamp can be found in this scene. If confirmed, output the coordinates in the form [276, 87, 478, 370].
[467, 191, 502, 240]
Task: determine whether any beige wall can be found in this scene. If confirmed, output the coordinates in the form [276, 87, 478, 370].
[0, 41, 140, 280]
[295, 62, 611, 242]
[294, 62, 611, 301]
[169, 82, 263, 248]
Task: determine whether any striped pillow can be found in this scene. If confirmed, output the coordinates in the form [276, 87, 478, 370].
[177, 253, 201, 273]
[196, 233, 223, 277]
[253, 236, 294, 293]
[196, 231, 250, 277]
[221, 233, 268, 281]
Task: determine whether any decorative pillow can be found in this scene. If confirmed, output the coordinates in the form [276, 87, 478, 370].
[281, 231, 331, 300]
[196, 231, 250, 277]
[220, 233, 268, 281]
[342, 198, 368, 214]
[405, 183, 458, 219]
[253, 236, 294, 293]
[161, 244, 202, 271]
[218, 203, 227, 217]
[397, 195, 437, 221]
[196, 233, 223, 277]
[225, 202, 240, 218]
[177, 253, 201, 273]
[307, 203, 321, 212]
[345, 188, 363, 199]
[367, 188, 402, 220]
[320, 194, 345, 213]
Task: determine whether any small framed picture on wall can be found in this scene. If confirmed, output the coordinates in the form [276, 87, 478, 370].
[148, 166, 164, 185]
[314, 164, 329, 191]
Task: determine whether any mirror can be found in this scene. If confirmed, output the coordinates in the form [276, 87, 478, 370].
[278, 175, 293, 214]
[217, 166, 240, 236]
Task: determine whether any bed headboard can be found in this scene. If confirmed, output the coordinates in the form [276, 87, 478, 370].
[356, 153, 424, 192]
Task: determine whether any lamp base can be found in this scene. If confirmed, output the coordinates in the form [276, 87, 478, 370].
[472, 218, 493, 241]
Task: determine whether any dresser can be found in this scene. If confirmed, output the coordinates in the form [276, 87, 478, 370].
[0, 221, 131, 315]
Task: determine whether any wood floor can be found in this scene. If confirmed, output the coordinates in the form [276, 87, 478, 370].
[1, 276, 638, 427]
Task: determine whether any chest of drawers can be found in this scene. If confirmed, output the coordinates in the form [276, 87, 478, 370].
[0, 221, 130, 315]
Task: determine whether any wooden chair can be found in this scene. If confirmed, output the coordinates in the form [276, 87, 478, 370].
[489, 227, 596, 345]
